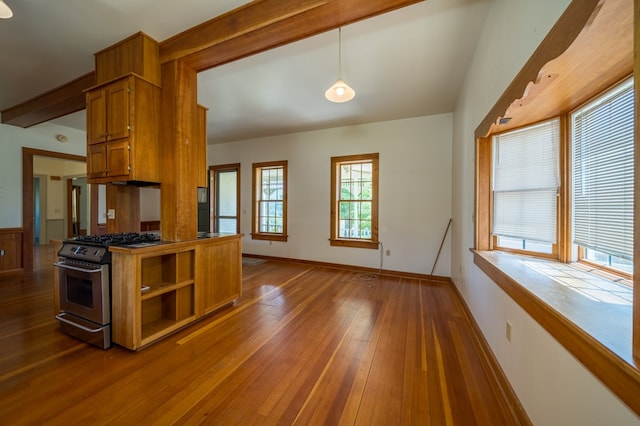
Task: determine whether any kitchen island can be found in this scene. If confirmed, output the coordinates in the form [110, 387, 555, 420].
[109, 233, 242, 350]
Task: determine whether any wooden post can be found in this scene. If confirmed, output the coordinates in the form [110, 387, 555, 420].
[160, 60, 199, 241]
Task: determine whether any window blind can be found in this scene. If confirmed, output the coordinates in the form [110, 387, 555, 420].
[493, 119, 560, 243]
[572, 79, 634, 260]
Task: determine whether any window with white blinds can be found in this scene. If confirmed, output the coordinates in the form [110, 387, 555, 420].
[493, 119, 560, 243]
[572, 78, 634, 261]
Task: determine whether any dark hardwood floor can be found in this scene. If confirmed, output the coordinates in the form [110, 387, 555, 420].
[0, 245, 523, 425]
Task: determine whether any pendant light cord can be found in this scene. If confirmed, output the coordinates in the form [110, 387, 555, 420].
[338, 27, 343, 80]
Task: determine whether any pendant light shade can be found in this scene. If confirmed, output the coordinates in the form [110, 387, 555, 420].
[325, 79, 355, 103]
[0, 0, 13, 19]
[325, 28, 355, 103]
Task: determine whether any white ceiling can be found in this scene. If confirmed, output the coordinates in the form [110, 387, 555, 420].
[0, 0, 493, 144]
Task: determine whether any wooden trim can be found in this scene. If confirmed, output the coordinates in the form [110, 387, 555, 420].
[475, 137, 492, 250]
[492, 235, 558, 260]
[634, 0, 640, 361]
[328, 238, 379, 250]
[558, 114, 571, 262]
[472, 249, 640, 416]
[0, 227, 24, 234]
[330, 153, 379, 248]
[474, 0, 600, 139]
[22, 148, 86, 272]
[241, 253, 452, 283]
[450, 279, 532, 425]
[251, 160, 288, 241]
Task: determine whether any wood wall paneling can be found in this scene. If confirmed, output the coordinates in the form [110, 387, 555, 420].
[106, 184, 140, 234]
[0, 228, 23, 273]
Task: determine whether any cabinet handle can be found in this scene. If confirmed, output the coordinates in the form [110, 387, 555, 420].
[55, 313, 103, 333]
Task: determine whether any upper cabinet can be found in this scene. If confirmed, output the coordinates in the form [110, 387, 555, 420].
[86, 74, 161, 184]
[86, 32, 162, 185]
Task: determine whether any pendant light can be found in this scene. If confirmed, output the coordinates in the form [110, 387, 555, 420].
[325, 28, 355, 103]
[0, 0, 13, 19]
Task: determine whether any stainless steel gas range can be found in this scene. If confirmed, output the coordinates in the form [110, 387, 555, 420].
[54, 233, 161, 349]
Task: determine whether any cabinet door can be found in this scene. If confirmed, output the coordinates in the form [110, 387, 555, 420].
[87, 143, 107, 179]
[106, 78, 130, 141]
[198, 240, 241, 315]
[86, 89, 107, 144]
[107, 139, 130, 177]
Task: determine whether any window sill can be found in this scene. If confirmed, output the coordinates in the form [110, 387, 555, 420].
[472, 249, 640, 415]
[329, 239, 379, 249]
[251, 233, 288, 242]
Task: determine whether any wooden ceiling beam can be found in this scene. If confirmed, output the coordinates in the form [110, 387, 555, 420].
[162, 0, 424, 71]
[1, 0, 422, 129]
[1, 72, 95, 128]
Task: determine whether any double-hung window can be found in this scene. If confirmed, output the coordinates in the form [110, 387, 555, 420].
[492, 119, 560, 256]
[572, 78, 634, 275]
[252, 161, 287, 242]
[330, 153, 379, 249]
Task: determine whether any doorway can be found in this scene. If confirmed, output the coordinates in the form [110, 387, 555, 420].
[67, 177, 88, 237]
[33, 175, 47, 245]
[22, 148, 87, 272]
[210, 163, 240, 234]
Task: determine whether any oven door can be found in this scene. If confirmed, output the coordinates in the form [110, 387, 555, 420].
[55, 261, 110, 325]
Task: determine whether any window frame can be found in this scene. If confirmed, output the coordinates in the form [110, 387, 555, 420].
[489, 117, 563, 259]
[330, 153, 379, 249]
[252, 160, 288, 242]
[479, 75, 635, 277]
[570, 77, 635, 275]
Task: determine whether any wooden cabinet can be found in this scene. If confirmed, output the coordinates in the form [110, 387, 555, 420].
[110, 234, 242, 350]
[112, 247, 196, 350]
[85, 73, 160, 184]
[197, 236, 242, 315]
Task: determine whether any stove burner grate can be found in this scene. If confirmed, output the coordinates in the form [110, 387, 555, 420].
[74, 232, 160, 246]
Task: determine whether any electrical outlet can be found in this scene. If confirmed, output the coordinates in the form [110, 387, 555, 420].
[0, 249, 5, 256]
[506, 321, 512, 342]
[385, 249, 390, 256]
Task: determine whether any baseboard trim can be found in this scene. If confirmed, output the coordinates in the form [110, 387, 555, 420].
[450, 279, 532, 425]
[241, 253, 451, 283]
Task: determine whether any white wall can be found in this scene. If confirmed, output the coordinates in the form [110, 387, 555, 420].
[452, 0, 640, 424]
[209, 114, 452, 276]
[0, 120, 86, 229]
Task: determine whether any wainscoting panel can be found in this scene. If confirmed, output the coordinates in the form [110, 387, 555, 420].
[0, 228, 23, 273]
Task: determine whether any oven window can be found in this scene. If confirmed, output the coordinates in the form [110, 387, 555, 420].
[66, 276, 94, 308]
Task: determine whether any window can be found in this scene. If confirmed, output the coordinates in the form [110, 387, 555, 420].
[330, 153, 379, 249]
[252, 161, 287, 241]
[572, 78, 634, 275]
[481, 78, 635, 277]
[492, 119, 560, 256]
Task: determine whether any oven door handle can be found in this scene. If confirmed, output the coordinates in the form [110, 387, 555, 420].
[55, 313, 102, 333]
[53, 261, 103, 274]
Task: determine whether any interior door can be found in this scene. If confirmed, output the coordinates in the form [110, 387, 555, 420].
[210, 164, 240, 234]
